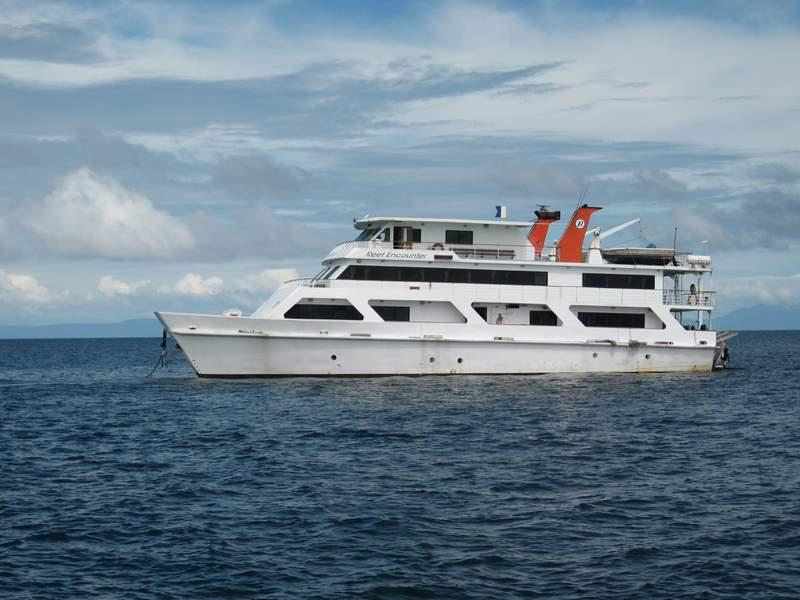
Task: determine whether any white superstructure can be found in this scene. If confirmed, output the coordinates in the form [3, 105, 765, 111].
[156, 205, 732, 377]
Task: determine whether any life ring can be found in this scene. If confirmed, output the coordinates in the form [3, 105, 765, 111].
[432, 243, 445, 251]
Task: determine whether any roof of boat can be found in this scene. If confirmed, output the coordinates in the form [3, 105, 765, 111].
[354, 216, 534, 229]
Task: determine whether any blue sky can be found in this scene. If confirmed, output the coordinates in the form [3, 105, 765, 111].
[0, 0, 799, 324]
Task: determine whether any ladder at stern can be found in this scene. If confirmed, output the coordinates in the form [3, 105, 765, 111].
[714, 330, 737, 369]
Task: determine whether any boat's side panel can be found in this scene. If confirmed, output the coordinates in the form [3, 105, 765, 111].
[169, 332, 715, 377]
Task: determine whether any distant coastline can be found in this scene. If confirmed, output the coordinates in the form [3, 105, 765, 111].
[0, 318, 162, 339]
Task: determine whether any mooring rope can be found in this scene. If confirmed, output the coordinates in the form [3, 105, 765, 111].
[146, 328, 169, 377]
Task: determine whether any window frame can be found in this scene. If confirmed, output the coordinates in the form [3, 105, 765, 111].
[284, 301, 364, 321]
[577, 311, 646, 328]
[445, 230, 474, 245]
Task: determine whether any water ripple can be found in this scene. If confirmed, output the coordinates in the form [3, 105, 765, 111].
[1, 333, 800, 598]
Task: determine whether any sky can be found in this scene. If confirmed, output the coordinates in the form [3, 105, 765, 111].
[0, 0, 799, 325]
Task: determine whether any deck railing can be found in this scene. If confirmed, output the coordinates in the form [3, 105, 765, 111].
[663, 290, 715, 307]
[283, 278, 328, 288]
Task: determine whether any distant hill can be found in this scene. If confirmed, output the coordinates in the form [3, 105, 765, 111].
[0, 318, 163, 339]
[714, 304, 800, 330]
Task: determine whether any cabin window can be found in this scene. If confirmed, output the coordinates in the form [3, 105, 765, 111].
[338, 266, 547, 286]
[530, 310, 558, 326]
[582, 273, 655, 290]
[445, 230, 473, 245]
[373, 305, 410, 322]
[473, 306, 488, 321]
[355, 228, 379, 241]
[284, 301, 363, 321]
[323, 266, 341, 279]
[577, 312, 645, 328]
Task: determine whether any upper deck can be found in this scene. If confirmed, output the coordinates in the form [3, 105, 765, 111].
[328, 216, 712, 273]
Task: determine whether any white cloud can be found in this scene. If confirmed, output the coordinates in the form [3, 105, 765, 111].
[174, 273, 224, 296]
[27, 167, 195, 259]
[240, 268, 299, 293]
[718, 273, 800, 307]
[97, 275, 149, 297]
[0, 270, 56, 304]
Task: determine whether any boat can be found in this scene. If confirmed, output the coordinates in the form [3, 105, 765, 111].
[155, 204, 734, 377]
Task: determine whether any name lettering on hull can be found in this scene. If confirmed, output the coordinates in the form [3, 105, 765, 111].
[365, 250, 429, 259]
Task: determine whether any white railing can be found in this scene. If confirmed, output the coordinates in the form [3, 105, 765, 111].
[283, 278, 327, 288]
[663, 290, 715, 307]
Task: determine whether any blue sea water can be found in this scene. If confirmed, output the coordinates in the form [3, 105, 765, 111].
[1, 332, 799, 599]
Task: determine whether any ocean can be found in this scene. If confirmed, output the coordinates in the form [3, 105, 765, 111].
[1, 332, 799, 599]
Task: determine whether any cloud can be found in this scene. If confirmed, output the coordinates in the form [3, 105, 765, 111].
[173, 273, 224, 296]
[240, 268, 299, 293]
[0, 270, 56, 304]
[673, 191, 800, 250]
[0, 21, 100, 63]
[213, 154, 309, 200]
[187, 206, 333, 260]
[27, 167, 195, 259]
[97, 275, 149, 297]
[718, 273, 800, 307]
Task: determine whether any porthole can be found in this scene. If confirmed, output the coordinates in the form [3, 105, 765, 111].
[457, 358, 463, 364]
[593, 352, 598, 358]
[331, 354, 337, 361]
[645, 354, 651, 360]
[429, 357, 435, 363]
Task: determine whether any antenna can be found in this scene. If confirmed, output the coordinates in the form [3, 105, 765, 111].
[576, 183, 589, 208]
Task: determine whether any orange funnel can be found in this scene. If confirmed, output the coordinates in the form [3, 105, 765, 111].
[555, 204, 601, 262]
[527, 207, 561, 258]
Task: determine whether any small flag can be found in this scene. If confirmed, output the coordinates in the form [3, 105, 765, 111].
[495, 205, 507, 218]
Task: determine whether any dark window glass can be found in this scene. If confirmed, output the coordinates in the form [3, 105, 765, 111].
[577, 312, 646, 328]
[530, 310, 558, 326]
[373, 305, 410, 322]
[473, 306, 488, 321]
[445, 230, 474, 245]
[425, 268, 447, 283]
[285, 303, 364, 320]
[582, 273, 655, 289]
[471, 270, 493, 284]
[447, 269, 470, 283]
[412, 228, 422, 242]
[338, 266, 547, 286]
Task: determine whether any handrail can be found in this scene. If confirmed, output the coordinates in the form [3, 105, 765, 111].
[663, 290, 715, 306]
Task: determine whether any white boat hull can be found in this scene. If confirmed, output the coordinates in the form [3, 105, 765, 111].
[156, 312, 716, 377]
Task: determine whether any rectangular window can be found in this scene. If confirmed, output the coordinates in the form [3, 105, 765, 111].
[530, 310, 558, 326]
[338, 266, 547, 286]
[373, 305, 410, 322]
[284, 302, 364, 321]
[582, 273, 655, 289]
[577, 312, 646, 328]
[445, 230, 474, 245]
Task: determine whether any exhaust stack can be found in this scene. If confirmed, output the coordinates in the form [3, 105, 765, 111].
[527, 206, 561, 258]
[555, 204, 602, 262]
